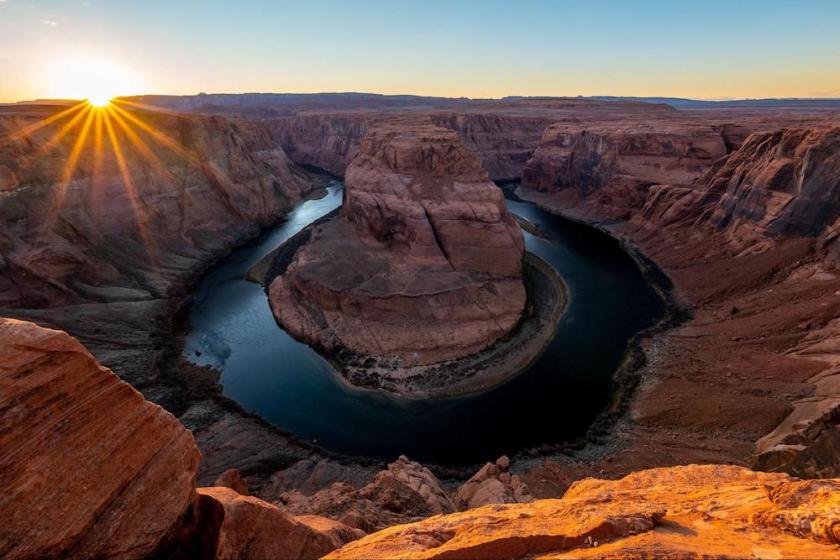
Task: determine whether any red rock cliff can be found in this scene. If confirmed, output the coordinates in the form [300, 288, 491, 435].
[269, 120, 525, 366]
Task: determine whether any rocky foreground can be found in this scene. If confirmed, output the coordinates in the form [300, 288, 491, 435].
[332, 464, 840, 559]
[268, 119, 527, 369]
[3, 317, 839, 559]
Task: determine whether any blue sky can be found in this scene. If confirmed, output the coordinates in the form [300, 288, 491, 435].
[1, 0, 839, 101]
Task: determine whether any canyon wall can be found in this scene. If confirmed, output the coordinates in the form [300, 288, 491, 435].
[0, 103, 310, 391]
[521, 122, 748, 221]
[266, 111, 555, 182]
[518, 124, 840, 481]
[269, 119, 525, 366]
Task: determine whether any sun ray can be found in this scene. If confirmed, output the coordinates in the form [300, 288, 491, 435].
[102, 109, 158, 263]
[88, 109, 105, 211]
[51, 107, 96, 215]
[109, 103, 197, 162]
[15, 105, 92, 174]
[109, 109, 177, 184]
[6, 101, 88, 144]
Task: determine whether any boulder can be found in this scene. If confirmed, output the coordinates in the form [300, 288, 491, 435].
[279, 456, 455, 533]
[456, 455, 533, 509]
[213, 468, 250, 495]
[197, 487, 343, 560]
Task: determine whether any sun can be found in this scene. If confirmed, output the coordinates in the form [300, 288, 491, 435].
[46, 57, 141, 106]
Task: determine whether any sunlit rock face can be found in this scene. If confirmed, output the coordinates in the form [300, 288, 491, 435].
[269, 120, 525, 366]
[328, 464, 840, 560]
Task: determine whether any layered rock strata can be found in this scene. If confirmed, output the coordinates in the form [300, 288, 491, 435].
[269, 120, 526, 367]
[521, 122, 739, 221]
[0, 318, 200, 560]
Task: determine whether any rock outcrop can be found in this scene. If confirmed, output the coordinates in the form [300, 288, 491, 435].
[280, 456, 456, 533]
[0, 318, 201, 559]
[214, 468, 250, 495]
[328, 464, 840, 559]
[0, 318, 360, 560]
[708, 127, 840, 255]
[456, 455, 533, 509]
[269, 120, 525, 367]
[197, 487, 355, 560]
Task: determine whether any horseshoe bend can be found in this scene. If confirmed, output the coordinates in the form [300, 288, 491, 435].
[3, 4, 840, 559]
[263, 119, 570, 398]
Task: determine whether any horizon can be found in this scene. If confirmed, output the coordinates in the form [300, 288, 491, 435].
[8, 91, 840, 106]
[2, 0, 840, 103]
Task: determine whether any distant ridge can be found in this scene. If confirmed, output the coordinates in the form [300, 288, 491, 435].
[9, 93, 840, 112]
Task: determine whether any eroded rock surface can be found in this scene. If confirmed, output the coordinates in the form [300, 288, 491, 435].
[280, 456, 455, 533]
[269, 120, 525, 366]
[0, 318, 200, 560]
[0, 318, 360, 560]
[522, 122, 733, 221]
[456, 455, 533, 509]
[197, 487, 357, 560]
[328, 465, 840, 559]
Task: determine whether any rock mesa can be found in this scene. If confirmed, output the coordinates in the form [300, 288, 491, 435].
[269, 120, 525, 365]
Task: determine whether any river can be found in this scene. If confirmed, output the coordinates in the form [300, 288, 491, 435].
[182, 182, 663, 465]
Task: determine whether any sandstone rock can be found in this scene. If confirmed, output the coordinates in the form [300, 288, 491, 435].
[328, 465, 840, 559]
[707, 127, 840, 251]
[521, 123, 730, 221]
[295, 515, 366, 548]
[269, 119, 525, 366]
[0, 318, 200, 560]
[457, 455, 533, 509]
[381, 455, 457, 514]
[754, 316, 840, 478]
[280, 456, 455, 533]
[214, 468, 250, 495]
[197, 486, 339, 560]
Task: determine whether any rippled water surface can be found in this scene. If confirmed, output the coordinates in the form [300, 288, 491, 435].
[183, 182, 663, 465]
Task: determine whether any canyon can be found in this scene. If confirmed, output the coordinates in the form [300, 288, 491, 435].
[2, 94, 840, 558]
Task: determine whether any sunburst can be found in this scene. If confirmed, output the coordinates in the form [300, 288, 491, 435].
[2, 96, 232, 264]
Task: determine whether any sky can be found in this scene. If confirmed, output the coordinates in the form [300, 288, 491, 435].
[1, 0, 839, 102]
